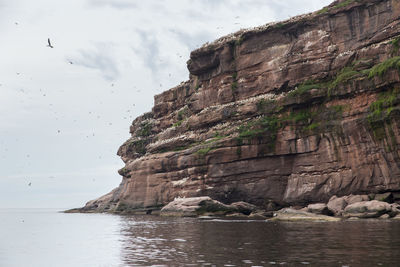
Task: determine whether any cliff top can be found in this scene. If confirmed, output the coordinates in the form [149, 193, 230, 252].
[189, 0, 366, 58]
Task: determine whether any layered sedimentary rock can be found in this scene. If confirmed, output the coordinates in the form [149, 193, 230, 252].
[81, 0, 400, 213]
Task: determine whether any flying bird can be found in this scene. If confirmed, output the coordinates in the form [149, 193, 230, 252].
[47, 38, 54, 48]
[28, 182, 31, 186]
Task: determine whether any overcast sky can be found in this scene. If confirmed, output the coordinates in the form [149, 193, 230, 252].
[0, 0, 332, 209]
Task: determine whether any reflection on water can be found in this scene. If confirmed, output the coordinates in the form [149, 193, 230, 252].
[1, 209, 400, 267]
[119, 216, 400, 267]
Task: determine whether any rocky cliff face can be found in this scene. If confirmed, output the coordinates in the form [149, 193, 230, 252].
[82, 0, 400, 213]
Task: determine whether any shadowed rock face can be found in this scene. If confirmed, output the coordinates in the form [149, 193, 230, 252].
[81, 0, 400, 213]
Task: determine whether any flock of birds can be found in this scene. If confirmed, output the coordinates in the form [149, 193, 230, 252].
[13, 35, 143, 188]
[11, 13, 246, 188]
[15, 34, 181, 187]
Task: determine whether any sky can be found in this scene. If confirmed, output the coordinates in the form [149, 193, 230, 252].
[0, 0, 332, 209]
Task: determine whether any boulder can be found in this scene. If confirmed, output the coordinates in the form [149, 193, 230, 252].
[160, 196, 234, 217]
[307, 203, 333, 216]
[343, 200, 392, 218]
[271, 208, 340, 222]
[344, 194, 369, 205]
[327, 196, 347, 216]
[380, 214, 390, 219]
[327, 195, 370, 216]
[249, 210, 274, 219]
[391, 203, 400, 212]
[229, 201, 257, 215]
[264, 200, 283, 212]
[389, 203, 400, 217]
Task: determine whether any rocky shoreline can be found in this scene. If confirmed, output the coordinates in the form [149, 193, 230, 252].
[67, 192, 400, 222]
[156, 193, 400, 221]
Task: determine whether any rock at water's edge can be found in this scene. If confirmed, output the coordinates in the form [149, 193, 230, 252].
[327, 196, 348, 216]
[307, 203, 333, 216]
[160, 197, 234, 217]
[271, 208, 341, 222]
[343, 200, 392, 218]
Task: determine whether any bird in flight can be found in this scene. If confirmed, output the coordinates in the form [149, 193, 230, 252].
[28, 182, 31, 186]
[47, 38, 54, 48]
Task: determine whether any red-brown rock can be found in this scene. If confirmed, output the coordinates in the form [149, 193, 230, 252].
[79, 0, 400, 214]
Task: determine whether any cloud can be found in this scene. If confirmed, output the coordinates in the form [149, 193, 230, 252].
[133, 31, 168, 76]
[70, 43, 120, 81]
[170, 29, 214, 51]
[88, 0, 137, 9]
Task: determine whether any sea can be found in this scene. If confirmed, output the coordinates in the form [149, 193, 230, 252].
[1, 208, 400, 267]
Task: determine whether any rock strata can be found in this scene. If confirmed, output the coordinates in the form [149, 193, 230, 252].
[77, 0, 400, 214]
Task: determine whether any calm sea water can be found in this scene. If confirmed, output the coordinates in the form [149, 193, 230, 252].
[1, 209, 400, 267]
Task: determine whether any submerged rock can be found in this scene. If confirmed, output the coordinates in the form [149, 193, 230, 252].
[271, 208, 340, 222]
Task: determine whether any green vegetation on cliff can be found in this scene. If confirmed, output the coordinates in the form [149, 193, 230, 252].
[237, 116, 280, 141]
[288, 80, 326, 97]
[137, 121, 152, 137]
[368, 57, 400, 78]
[367, 88, 399, 149]
[368, 89, 399, 122]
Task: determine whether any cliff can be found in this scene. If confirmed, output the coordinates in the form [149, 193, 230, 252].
[80, 0, 400, 213]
